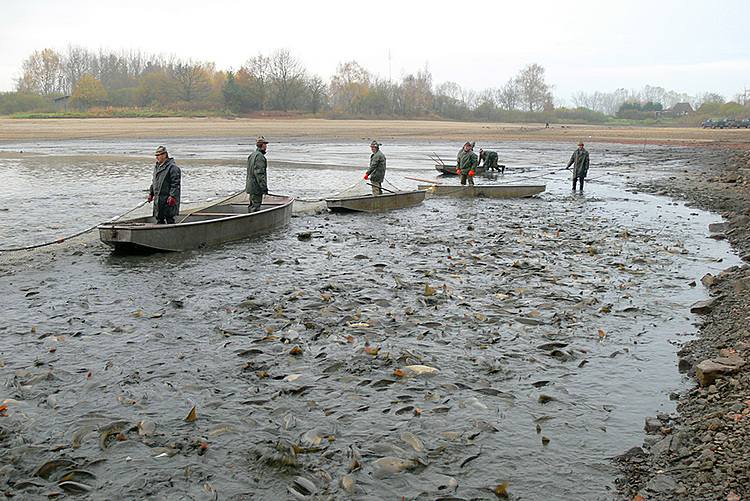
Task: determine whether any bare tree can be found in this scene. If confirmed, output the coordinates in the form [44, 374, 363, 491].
[476, 88, 496, 107]
[268, 48, 307, 111]
[62, 45, 93, 94]
[695, 92, 725, 108]
[329, 61, 371, 114]
[516, 63, 553, 112]
[641, 85, 667, 107]
[242, 53, 270, 109]
[170, 60, 212, 102]
[497, 77, 520, 111]
[16, 48, 65, 95]
[571, 90, 605, 112]
[398, 66, 433, 116]
[304, 75, 328, 113]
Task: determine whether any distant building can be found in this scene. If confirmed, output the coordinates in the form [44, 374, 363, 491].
[657, 102, 694, 119]
[670, 103, 694, 116]
[54, 96, 70, 111]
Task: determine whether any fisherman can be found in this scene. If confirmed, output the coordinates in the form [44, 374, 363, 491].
[147, 145, 181, 224]
[566, 140, 590, 190]
[246, 136, 269, 212]
[479, 148, 503, 173]
[457, 141, 478, 186]
[364, 140, 386, 195]
[456, 141, 475, 169]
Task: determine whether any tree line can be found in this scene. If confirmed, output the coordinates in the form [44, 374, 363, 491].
[1, 44, 746, 122]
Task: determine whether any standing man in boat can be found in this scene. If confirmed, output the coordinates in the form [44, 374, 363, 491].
[364, 140, 386, 196]
[246, 135, 269, 212]
[147, 145, 181, 224]
[457, 141, 478, 186]
[479, 148, 503, 174]
[566, 140, 590, 190]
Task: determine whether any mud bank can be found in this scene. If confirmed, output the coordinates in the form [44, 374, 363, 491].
[617, 146, 750, 501]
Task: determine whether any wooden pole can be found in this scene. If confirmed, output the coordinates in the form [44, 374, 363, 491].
[405, 177, 442, 184]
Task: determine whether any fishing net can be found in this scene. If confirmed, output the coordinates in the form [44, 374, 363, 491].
[331, 178, 404, 197]
[0, 191, 252, 265]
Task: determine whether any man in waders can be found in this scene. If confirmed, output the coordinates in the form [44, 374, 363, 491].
[246, 136, 269, 212]
[364, 140, 386, 195]
[148, 146, 181, 224]
[457, 141, 478, 186]
[566, 140, 590, 190]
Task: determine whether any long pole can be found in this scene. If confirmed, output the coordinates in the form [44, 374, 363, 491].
[367, 182, 396, 194]
[405, 177, 442, 184]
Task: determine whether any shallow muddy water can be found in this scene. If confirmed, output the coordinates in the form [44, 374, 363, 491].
[0, 138, 741, 500]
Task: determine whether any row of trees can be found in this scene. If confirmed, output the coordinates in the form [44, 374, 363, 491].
[4, 46, 559, 118]
[5, 44, 747, 121]
[571, 86, 740, 117]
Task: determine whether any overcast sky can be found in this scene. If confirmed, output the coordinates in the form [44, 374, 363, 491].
[1, 0, 749, 104]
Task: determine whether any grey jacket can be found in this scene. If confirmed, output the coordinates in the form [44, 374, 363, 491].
[246, 147, 268, 195]
[567, 148, 590, 179]
[149, 157, 181, 219]
[366, 149, 386, 183]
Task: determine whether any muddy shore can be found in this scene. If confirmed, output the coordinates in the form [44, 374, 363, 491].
[615, 145, 750, 500]
[2, 118, 750, 499]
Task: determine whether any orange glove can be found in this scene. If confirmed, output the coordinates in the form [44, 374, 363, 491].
[167, 196, 176, 207]
[364, 174, 369, 180]
[468, 170, 475, 177]
[456, 169, 461, 174]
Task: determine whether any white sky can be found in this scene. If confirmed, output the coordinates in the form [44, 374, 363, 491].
[1, 0, 749, 104]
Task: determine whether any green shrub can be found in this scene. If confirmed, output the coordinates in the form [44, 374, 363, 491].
[0, 92, 55, 115]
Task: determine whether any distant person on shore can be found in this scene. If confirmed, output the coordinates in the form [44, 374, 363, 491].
[364, 140, 386, 195]
[148, 145, 181, 224]
[479, 148, 504, 173]
[246, 136, 269, 212]
[457, 141, 478, 186]
[566, 140, 590, 190]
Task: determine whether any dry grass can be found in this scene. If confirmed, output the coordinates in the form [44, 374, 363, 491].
[1, 117, 749, 147]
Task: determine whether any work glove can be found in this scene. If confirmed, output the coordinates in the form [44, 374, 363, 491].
[167, 196, 176, 207]
[364, 174, 369, 180]
[468, 170, 475, 177]
[147, 194, 153, 202]
[456, 169, 461, 175]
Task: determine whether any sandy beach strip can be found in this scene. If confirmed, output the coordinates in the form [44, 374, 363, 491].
[1, 117, 749, 146]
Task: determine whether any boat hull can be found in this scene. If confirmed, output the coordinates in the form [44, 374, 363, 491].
[326, 190, 426, 212]
[99, 196, 293, 252]
[418, 184, 545, 198]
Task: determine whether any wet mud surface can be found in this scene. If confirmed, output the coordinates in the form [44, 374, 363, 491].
[0, 138, 742, 500]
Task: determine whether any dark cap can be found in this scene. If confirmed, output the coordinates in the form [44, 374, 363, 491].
[256, 136, 269, 146]
[155, 146, 167, 156]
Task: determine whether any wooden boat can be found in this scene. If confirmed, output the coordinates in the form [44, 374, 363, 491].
[326, 190, 426, 212]
[417, 184, 546, 198]
[99, 195, 293, 252]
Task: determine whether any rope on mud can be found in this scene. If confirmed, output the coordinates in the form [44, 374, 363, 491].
[0, 200, 149, 253]
[511, 166, 570, 180]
